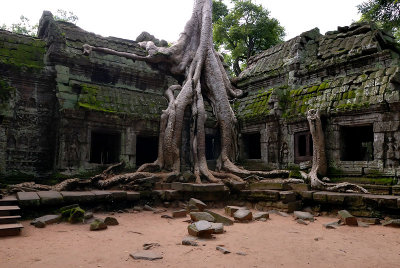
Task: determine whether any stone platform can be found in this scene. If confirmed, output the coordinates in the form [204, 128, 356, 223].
[8, 182, 400, 218]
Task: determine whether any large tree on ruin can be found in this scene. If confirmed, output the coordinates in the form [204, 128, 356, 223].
[83, 0, 261, 184]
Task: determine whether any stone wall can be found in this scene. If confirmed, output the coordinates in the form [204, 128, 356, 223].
[235, 22, 400, 178]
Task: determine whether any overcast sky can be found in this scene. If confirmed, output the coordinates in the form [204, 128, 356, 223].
[0, 0, 365, 42]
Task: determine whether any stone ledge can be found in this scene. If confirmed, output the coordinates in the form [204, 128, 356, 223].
[37, 191, 63, 205]
[240, 190, 280, 201]
[16, 192, 40, 207]
[60, 191, 96, 203]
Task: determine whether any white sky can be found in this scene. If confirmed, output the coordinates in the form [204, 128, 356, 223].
[0, 0, 365, 42]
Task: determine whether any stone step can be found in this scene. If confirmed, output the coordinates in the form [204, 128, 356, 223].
[0, 223, 23, 237]
[0, 196, 18, 206]
[0, 206, 20, 216]
[0, 215, 21, 224]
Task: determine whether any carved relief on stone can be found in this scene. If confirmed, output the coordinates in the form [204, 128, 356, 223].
[385, 134, 398, 168]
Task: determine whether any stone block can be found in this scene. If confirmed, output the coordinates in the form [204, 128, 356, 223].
[192, 184, 225, 192]
[392, 185, 400, 196]
[227, 181, 246, 191]
[344, 194, 364, 207]
[279, 191, 297, 203]
[182, 183, 194, 191]
[249, 182, 289, 191]
[241, 190, 280, 202]
[363, 194, 398, 209]
[126, 191, 140, 201]
[161, 183, 172, 190]
[171, 182, 183, 191]
[91, 190, 112, 201]
[288, 183, 310, 192]
[274, 200, 302, 213]
[17, 192, 40, 207]
[204, 209, 234, 226]
[162, 190, 181, 201]
[37, 191, 64, 206]
[60, 191, 96, 204]
[362, 185, 391, 195]
[225, 206, 246, 217]
[325, 192, 346, 205]
[172, 209, 187, 218]
[397, 198, 400, 209]
[298, 191, 315, 200]
[313, 192, 327, 203]
[109, 191, 127, 200]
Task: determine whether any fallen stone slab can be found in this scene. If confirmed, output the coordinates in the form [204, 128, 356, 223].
[171, 209, 186, 218]
[234, 209, 252, 222]
[204, 210, 234, 226]
[268, 210, 289, 217]
[358, 217, 380, 225]
[143, 243, 160, 250]
[104, 217, 119, 226]
[16, 192, 40, 207]
[34, 221, 46, 228]
[211, 222, 224, 234]
[31, 215, 61, 226]
[216, 246, 231, 254]
[90, 219, 107, 231]
[188, 220, 214, 237]
[294, 211, 315, 222]
[382, 219, 400, 227]
[190, 212, 215, 222]
[130, 250, 163, 261]
[253, 212, 269, 221]
[182, 236, 198, 246]
[37, 191, 63, 205]
[188, 198, 207, 211]
[358, 221, 369, 228]
[338, 210, 358, 226]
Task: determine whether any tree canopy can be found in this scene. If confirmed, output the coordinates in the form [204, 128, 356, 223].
[358, 0, 400, 42]
[213, 0, 285, 76]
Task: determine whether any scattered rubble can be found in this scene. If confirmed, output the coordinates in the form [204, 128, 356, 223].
[90, 219, 107, 231]
[293, 211, 315, 222]
[233, 209, 253, 222]
[338, 210, 358, 226]
[130, 250, 163, 261]
[216, 246, 231, 254]
[104, 217, 119, 226]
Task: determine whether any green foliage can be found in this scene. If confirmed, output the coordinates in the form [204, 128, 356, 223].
[0, 16, 38, 36]
[54, 9, 79, 24]
[0, 79, 15, 102]
[213, 0, 285, 76]
[358, 0, 400, 42]
[1, 10, 78, 37]
[212, 0, 229, 23]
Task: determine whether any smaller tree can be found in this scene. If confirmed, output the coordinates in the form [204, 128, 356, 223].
[54, 9, 79, 24]
[358, 0, 400, 42]
[213, 0, 285, 76]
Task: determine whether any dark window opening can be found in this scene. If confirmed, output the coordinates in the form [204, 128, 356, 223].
[136, 136, 158, 166]
[205, 135, 221, 160]
[243, 133, 261, 159]
[340, 125, 374, 161]
[294, 131, 313, 163]
[0, 115, 4, 125]
[90, 131, 121, 164]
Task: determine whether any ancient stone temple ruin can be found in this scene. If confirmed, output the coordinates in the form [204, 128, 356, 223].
[0, 12, 400, 187]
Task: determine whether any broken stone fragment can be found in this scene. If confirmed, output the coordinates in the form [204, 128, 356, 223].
[338, 210, 358, 226]
[144, 205, 155, 211]
[233, 209, 252, 222]
[225, 206, 247, 217]
[90, 219, 107, 231]
[31, 215, 61, 226]
[216, 246, 231, 254]
[130, 250, 163, 261]
[84, 212, 94, 220]
[210, 222, 224, 234]
[182, 236, 198, 246]
[204, 209, 234, 226]
[187, 220, 214, 237]
[34, 221, 46, 228]
[296, 219, 308, 225]
[104, 217, 119, 226]
[293, 211, 315, 222]
[382, 219, 400, 227]
[323, 220, 341, 229]
[190, 212, 215, 222]
[253, 212, 269, 221]
[188, 198, 207, 211]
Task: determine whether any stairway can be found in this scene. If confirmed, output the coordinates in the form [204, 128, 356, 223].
[0, 195, 23, 237]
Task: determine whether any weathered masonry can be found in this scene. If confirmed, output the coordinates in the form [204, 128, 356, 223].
[235, 23, 400, 179]
[0, 12, 400, 182]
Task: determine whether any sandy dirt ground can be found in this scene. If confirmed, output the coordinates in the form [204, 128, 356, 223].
[1, 209, 399, 268]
